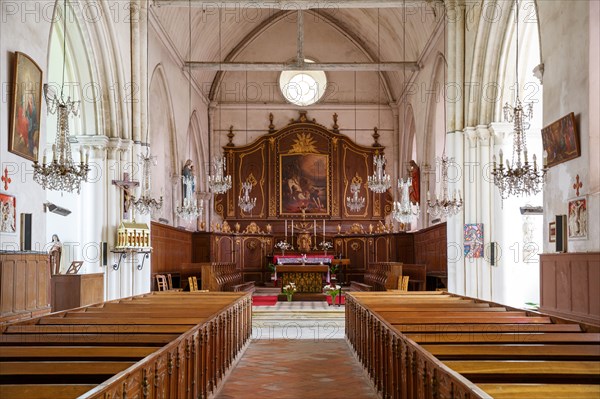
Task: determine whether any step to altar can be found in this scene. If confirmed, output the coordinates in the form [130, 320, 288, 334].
[277, 293, 328, 302]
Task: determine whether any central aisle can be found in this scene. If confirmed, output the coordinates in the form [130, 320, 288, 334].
[214, 340, 378, 399]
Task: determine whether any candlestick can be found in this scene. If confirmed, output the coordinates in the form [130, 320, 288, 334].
[285, 220, 287, 238]
[313, 220, 316, 238]
[323, 219, 325, 242]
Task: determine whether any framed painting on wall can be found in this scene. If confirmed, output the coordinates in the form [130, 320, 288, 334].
[567, 196, 587, 240]
[0, 194, 17, 233]
[9, 52, 43, 162]
[541, 112, 580, 168]
[280, 153, 329, 216]
[548, 221, 556, 243]
[464, 223, 484, 258]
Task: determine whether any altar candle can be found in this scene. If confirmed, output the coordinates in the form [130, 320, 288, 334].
[285, 220, 287, 237]
[291, 220, 294, 238]
[314, 220, 316, 238]
[323, 219, 325, 241]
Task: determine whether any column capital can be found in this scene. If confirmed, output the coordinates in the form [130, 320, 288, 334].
[475, 125, 491, 146]
[106, 138, 133, 160]
[463, 126, 478, 147]
[488, 122, 513, 146]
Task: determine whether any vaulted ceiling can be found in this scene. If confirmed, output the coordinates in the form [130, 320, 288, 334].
[152, 0, 443, 103]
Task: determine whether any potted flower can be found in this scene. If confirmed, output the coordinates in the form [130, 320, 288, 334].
[282, 282, 297, 302]
[323, 282, 341, 306]
[267, 262, 276, 285]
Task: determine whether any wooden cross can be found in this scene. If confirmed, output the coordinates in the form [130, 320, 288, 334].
[573, 174, 583, 196]
[1, 167, 12, 191]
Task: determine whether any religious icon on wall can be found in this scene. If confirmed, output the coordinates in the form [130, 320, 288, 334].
[0, 194, 16, 233]
[280, 153, 329, 216]
[464, 223, 483, 258]
[548, 221, 556, 243]
[181, 159, 196, 203]
[408, 160, 420, 204]
[541, 112, 580, 168]
[9, 52, 43, 162]
[567, 196, 587, 240]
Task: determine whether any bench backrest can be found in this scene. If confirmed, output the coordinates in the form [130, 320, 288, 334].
[365, 262, 403, 291]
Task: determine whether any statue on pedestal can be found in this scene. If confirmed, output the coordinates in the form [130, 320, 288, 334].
[49, 234, 62, 275]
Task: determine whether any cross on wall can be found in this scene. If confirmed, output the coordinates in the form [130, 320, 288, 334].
[573, 174, 583, 196]
[1, 167, 12, 191]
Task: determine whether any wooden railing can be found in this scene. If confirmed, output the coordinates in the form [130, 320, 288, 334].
[0, 291, 252, 399]
[346, 291, 600, 399]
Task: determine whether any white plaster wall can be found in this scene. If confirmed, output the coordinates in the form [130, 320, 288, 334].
[538, 0, 599, 253]
[0, 0, 55, 251]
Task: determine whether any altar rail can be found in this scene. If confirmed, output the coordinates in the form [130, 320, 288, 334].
[0, 291, 252, 399]
[346, 291, 600, 399]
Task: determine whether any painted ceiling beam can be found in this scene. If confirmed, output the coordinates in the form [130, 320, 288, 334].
[186, 61, 421, 71]
[155, 0, 436, 9]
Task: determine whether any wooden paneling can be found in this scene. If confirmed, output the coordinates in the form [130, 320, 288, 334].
[540, 252, 600, 325]
[51, 273, 104, 312]
[413, 222, 447, 274]
[150, 222, 193, 274]
[0, 252, 51, 323]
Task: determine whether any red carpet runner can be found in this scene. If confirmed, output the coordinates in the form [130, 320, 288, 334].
[252, 296, 278, 306]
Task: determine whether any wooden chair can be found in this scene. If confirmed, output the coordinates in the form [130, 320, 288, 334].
[155, 274, 168, 291]
[167, 274, 174, 290]
[188, 276, 199, 292]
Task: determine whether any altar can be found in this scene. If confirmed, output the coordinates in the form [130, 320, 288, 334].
[277, 265, 329, 293]
[273, 254, 334, 265]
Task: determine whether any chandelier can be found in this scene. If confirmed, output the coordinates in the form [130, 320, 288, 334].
[131, 151, 163, 214]
[33, 1, 89, 194]
[427, 155, 463, 218]
[346, 182, 365, 212]
[367, 154, 392, 193]
[491, 0, 546, 198]
[208, 156, 232, 194]
[392, 178, 419, 224]
[238, 181, 256, 213]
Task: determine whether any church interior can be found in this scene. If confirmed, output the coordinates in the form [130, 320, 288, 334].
[1, 0, 599, 397]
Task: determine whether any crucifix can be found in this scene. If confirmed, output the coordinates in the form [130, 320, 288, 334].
[573, 174, 583, 196]
[112, 173, 139, 220]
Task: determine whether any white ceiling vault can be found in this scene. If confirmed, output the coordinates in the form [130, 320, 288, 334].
[151, 0, 444, 103]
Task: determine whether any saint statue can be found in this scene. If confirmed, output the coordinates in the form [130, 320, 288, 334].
[49, 234, 62, 275]
[408, 160, 420, 205]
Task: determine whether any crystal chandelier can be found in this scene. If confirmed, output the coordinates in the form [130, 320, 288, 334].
[427, 155, 463, 218]
[32, 1, 89, 194]
[238, 181, 256, 213]
[132, 151, 163, 214]
[346, 182, 365, 212]
[392, 178, 419, 223]
[176, 172, 200, 220]
[367, 154, 392, 193]
[491, 0, 547, 198]
[208, 156, 232, 194]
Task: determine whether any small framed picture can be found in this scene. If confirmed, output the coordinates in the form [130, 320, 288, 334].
[567, 196, 587, 240]
[0, 193, 17, 233]
[548, 221, 556, 242]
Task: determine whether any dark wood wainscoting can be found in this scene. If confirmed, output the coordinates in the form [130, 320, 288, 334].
[540, 252, 600, 325]
[150, 222, 193, 289]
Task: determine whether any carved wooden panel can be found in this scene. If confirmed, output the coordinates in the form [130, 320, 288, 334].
[150, 222, 192, 275]
[413, 222, 447, 274]
[236, 143, 266, 218]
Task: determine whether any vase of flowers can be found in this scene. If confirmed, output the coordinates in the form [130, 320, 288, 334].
[283, 282, 297, 302]
[275, 240, 292, 256]
[323, 282, 341, 306]
[319, 241, 333, 256]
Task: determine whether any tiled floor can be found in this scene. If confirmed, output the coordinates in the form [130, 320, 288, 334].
[215, 340, 378, 399]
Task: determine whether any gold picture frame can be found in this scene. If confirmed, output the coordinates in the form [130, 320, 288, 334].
[9, 52, 43, 162]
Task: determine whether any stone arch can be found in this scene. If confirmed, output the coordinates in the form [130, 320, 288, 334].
[149, 64, 178, 223]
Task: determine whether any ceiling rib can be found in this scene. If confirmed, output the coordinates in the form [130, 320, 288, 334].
[155, 0, 432, 9]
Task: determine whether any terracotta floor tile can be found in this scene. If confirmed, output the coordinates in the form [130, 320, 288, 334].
[216, 340, 377, 399]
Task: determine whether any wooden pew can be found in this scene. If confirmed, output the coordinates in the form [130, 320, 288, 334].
[0, 291, 252, 399]
[345, 291, 600, 399]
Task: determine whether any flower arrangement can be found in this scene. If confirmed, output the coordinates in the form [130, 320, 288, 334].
[319, 241, 333, 250]
[323, 282, 341, 304]
[283, 282, 297, 301]
[275, 240, 292, 255]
